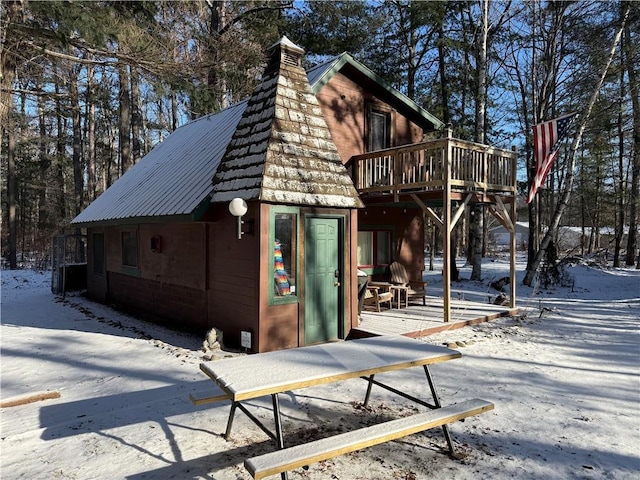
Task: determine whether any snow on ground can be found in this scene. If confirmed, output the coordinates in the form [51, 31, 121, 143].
[1, 256, 639, 480]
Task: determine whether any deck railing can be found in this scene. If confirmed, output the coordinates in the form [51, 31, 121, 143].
[351, 137, 517, 200]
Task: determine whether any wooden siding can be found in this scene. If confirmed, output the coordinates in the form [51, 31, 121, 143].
[138, 223, 207, 290]
[108, 271, 208, 330]
[358, 205, 425, 281]
[90, 223, 210, 330]
[86, 228, 107, 303]
[317, 71, 425, 165]
[208, 203, 261, 349]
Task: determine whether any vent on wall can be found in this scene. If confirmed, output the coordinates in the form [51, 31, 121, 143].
[283, 50, 301, 67]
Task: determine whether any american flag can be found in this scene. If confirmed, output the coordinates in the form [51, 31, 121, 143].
[527, 113, 577, 204]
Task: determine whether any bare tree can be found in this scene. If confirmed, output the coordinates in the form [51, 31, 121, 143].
[523, 2, 632, 285]
[624, 1, 639, 267]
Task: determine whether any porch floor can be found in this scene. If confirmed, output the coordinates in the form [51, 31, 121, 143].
[353, 297, 518, 339]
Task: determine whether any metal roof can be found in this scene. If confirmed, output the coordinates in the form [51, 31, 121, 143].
[72, 101, 247, 226]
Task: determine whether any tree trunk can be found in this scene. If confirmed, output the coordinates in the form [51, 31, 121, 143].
[0, 1, 22, 129]
[437, 26, 451, 126]
[523, 3, 631, 285]
[87, 62, 97, 201]
[37, 81, 50, 232]
[469, 206, 483, 279]
[171, 92, 178, 132]
[204, 0, 227, 114]
[624, 2, 639, 267]
[131, 67, 143, 164]
[470, 0, 489, 281]
[6, 111, 18, 269]
[451, 225, 460, 282]
[614, 49, 626, 268]
[54, 69, 67, 220]
[118, 64, 132, 174]
[70, 72, 83, 217]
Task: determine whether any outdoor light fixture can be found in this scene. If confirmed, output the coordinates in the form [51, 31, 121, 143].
[229, 197, 251, 239]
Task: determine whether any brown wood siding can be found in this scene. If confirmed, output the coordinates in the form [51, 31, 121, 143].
[208, 203, 260, 349]
[103, 223, 207, 288]
[138, 224, 207, 290]
[257, 204, 299, 352]
[316, 73, 366, 162]
[98, 223, 209, 330]
[86, 227, 107, 303]
[349, 209, 359, 331]
[317, 72, 425, 164]
[108, 271, 208, 330]
[359, 205, 425, 282]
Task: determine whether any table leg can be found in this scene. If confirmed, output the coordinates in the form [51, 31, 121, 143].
[423, 365, 455, 455]
[271, 393, 289, 480]
[224, 401, 238, 440]
[363, 374, 375, 406]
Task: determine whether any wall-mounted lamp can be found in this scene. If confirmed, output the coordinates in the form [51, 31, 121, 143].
[229, 197, 253, 239]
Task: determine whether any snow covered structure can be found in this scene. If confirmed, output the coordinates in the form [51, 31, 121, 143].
[72, 37, 516, 352]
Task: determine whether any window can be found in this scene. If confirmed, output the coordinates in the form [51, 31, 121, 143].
[357, 230, 391, 267]
[93, 233, 105, 275]
[273, 211, 297, 298]
[121, 231, 138, 268]
[367, 106, 391, 152]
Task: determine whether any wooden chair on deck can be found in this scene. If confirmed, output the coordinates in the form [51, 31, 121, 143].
[389, 261, 427, 306]
[363, 286, 393, 312]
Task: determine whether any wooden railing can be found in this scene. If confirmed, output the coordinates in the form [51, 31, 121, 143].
[351, 137, 517, 199]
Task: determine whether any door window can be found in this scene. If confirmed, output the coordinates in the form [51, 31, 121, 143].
[269, 207, 299, 304]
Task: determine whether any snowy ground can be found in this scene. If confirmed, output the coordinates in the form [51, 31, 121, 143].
[1, 256, 639, 480]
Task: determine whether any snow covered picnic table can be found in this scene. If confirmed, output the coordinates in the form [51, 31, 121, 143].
[196, 335, 494, 479]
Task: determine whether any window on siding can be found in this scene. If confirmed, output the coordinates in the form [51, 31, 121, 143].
[357, 230, 391, 267]
[93, 233, 105, 275]
[274, 213, 297, 297]
[367, 108, 391, 152]
[121, 231, 138, 267]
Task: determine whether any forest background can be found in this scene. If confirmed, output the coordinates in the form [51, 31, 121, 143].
[1, 0, 639, 279]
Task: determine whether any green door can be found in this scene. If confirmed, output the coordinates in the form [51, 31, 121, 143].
[304, 217, 341, 344]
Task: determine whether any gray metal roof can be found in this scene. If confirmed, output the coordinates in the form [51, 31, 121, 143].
[72, 101, 247, 226]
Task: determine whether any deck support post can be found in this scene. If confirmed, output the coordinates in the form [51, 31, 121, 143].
[443, 132, 453, 322]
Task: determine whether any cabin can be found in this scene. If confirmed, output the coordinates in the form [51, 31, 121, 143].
[71, 37, 517, 353]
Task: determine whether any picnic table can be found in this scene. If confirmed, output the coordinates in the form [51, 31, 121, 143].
[194, 335, 493, 479]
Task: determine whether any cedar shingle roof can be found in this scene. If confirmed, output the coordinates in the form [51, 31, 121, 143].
[210, 37, 364, 208]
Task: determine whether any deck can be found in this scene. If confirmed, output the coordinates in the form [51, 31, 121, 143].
[350, 135, 517, 203]
[353, 297, 518, 339]
[350, 134, 518, 325]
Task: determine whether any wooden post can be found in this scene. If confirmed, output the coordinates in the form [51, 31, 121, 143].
[510, 146, 517, 308]
[443, 133, 453, 322]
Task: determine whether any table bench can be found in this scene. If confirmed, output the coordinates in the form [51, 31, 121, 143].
[194, 336, 493, 480]
[244, 398, 493, 479]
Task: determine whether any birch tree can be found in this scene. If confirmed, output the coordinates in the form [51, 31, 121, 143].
[523, 2, 632, 285]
